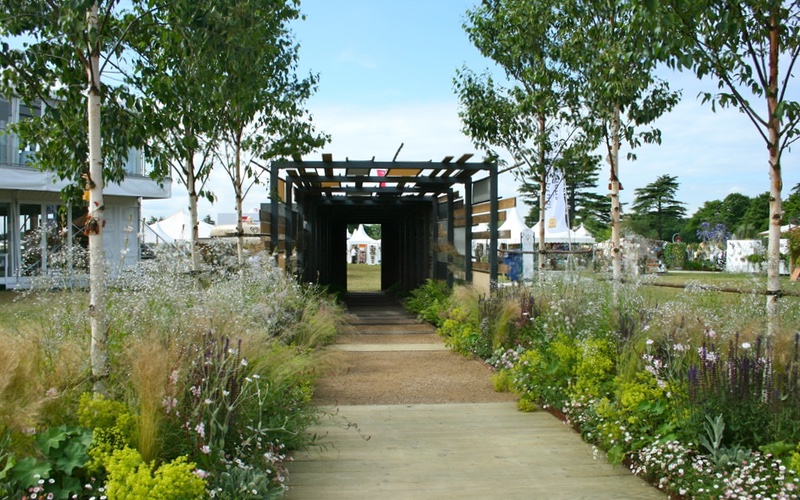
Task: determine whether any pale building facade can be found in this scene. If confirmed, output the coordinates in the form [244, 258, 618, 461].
[0, 96, 171, 288]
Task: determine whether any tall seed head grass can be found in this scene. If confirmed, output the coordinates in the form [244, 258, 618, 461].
[492, 297, 520, 348]
[448, 285, 480, 321]
[125, 336, 181, 464]
[0, 333, 47, 433]
[286, 301, 349, 349]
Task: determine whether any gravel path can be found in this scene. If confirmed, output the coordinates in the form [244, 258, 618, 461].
[312, 295, 515, 406]
[289, 293, 665, 500]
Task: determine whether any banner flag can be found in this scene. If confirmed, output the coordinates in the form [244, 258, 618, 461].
[544, 167, 569, 234]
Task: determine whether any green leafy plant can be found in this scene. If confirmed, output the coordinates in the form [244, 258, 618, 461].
[663, 242, 686, 269]
[77, 393, 136, 478]
[8, 425, 92, 499]
[570, 336, 616, 403]
[438, 316, 484, 357]
[699, 414, 752, 468]
[507, 333, 578, 411]
[404, 279, 451, 326]
[209, 446, 288, 499]
[104, 447, 206, 500]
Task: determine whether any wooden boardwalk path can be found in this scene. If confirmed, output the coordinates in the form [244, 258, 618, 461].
[286, 293, 664, 499]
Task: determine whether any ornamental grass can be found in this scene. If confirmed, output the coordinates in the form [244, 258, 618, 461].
[419, 271, 800, 498]
[0, 246, 346, 499]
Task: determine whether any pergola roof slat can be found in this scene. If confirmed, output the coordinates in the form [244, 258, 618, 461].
[274, 156, 494, 200]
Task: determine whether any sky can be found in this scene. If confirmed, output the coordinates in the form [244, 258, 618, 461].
[141, 0, 799, 224]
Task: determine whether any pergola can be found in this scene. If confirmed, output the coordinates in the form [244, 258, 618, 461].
[266, 154, 501, 291]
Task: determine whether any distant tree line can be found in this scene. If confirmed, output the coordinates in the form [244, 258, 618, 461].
[523, 172, 791, 245]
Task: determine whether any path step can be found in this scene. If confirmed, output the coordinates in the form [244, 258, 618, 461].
[330, 344, 448, 352]
[287, 404, 664, 500]
[343, 292, 403, 308]
[286, 292, 665, 499]
[349, 317, 419, 324]
[352, 324, 436, 335]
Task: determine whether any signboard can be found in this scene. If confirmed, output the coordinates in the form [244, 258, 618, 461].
[544, 167, 568, 233]
[473, 177, 491, 204]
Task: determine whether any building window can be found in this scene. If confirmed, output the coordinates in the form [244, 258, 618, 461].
[1, 96, 142, 172]
[0, 99, 10, 165]
[123, 147, 142, 175]
[17, 100, 41, 165]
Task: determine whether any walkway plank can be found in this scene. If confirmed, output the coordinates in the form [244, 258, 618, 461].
[286, 293, 664, 499]
[330, 343, 449, 352]
[288, 404, 663, 500]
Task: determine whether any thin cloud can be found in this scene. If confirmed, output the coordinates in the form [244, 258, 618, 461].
[335, 48, 378, 70]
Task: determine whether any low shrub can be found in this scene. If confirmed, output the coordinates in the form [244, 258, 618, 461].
[104, 447, 206, 500]
[404, 279, 452, 326]
[432, 274, 800, 498]
[0, 251, 346, 498]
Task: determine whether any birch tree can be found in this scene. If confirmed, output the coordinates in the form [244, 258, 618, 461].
[455, 0, 595, 275]
[555, 0, 681, 283]
[647, 0, 800, 337]
[214, 0, 327, 268]
[128, 1, 228, 271]
[0, 1, 153, 394]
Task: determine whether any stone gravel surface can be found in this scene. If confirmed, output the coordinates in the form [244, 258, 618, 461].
[313, 349, 516, 405]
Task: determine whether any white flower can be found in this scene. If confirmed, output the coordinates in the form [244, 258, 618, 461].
[240, 358, 248, 367]
[201, 445, 211, 455]
[741, 342, 752, 350]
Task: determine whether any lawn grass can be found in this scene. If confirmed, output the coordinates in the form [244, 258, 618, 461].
[347, 264, 381, 292]
[653, 270, 799, 289]
[631, 270, 800, 307]
[0, 289, 88, 332]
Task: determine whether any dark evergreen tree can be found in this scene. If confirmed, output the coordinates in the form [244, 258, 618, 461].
[629, 174, 687, 240]
[519, 154, 602, 229]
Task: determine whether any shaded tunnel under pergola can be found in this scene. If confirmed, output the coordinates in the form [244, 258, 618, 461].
[264, 154, 501, 292]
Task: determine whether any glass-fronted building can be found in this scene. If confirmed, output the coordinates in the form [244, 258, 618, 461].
[0, 96, 171, 288]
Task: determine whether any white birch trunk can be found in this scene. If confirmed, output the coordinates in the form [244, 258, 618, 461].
[235, 141, 245, 268]
[767, 159, 782, 337]
[86, 2, 107, 395]
[537, 114, 546, 281]
[538, 175, 546, 278]
[766, 12, 782, 337]
[187, 154, 200, 271]
[610, 105, 623, 283]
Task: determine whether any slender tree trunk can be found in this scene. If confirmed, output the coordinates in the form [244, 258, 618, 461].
[766, 10, 782, 337]
[538, 174, 546, 277]
[86, 2, 107, 395]
[235, 139, 245, 268]
[537, 114, 546, 280]
[610, 104, 623, 283]
[187, 152, 200, 271]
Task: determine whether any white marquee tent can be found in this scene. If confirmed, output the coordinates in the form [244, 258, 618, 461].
[498, 209, 530, 244]
[144, 211, 213, 244]
[529, 221, 596, 244]
[347, 224, 381, 265]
